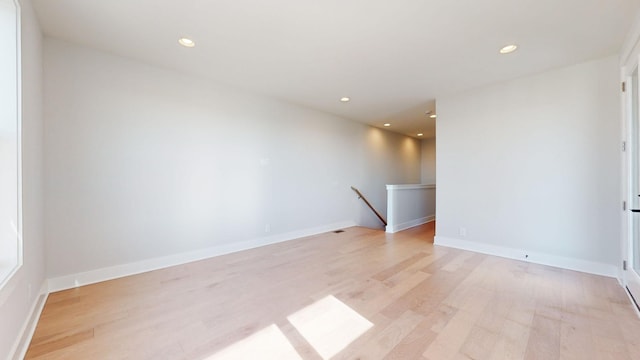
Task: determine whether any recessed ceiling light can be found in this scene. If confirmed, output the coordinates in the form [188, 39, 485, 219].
[178, 37, 195, 48]
[499, 44, 518, 54]
[429, 114, 437, 119]
[417, 133, 423, 136]
[340, 97, 350, 102]
[383, 123, 391, 127]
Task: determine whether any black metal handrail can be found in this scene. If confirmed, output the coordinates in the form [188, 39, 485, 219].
[350, 186, 387, 226]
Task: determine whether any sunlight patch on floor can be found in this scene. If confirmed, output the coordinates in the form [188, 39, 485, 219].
[287, 295, 374, 359]
[204, 324, 302, 360]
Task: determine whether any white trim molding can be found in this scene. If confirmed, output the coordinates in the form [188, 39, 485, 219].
[48, 221, 357, 292]
[10, 281, 48, 360]
[386, 184, 436, 191]
[434, 236, 618, 278]
[386, 215, 435, 233]
[0, 0, 23, 293]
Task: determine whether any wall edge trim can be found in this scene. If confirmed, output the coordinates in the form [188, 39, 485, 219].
[47, 221, 357, 292]
[386, 215, 435, 233]
[434, 235, 617, 278]
[10, 281, 49, 360]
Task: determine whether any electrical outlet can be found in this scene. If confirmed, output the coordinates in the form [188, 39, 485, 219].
[459, 227, 467, 237]
[265, 224, 271, 233]
[28, 283, 32, 300]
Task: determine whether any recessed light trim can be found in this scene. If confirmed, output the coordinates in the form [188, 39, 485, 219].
[417, 133, 423, 136]
[429, 114, 437, 119]
[499, 44, 518, 54]
[340, 97, 350, 102]
[178, 37, 195, 48]
[383, 123, 391, 127]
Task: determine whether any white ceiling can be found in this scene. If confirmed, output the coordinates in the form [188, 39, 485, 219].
[32, 0, 640, 139]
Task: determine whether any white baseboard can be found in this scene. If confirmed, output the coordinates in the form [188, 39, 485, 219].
[434, 236, 617, 278]
[11, 281, 49, 360]
[48, 221, 357, 292]
[386, 215, 435, 233]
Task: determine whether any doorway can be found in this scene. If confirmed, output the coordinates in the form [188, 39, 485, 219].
[623, 59, 640, 307]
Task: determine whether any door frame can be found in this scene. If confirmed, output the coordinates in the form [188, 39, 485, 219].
[621, 63, 640, 304]
[621, 21, 640, 308]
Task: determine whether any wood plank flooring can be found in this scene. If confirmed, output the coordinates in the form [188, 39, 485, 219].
[25, 223, 640, 359]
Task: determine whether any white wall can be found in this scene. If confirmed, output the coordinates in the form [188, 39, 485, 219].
[43, 39, 421, 279]
[435, 56, 621, 272]
[386, 184, 435, 233]
[0, 0, 45, 358]
[421, 137, 436, 184]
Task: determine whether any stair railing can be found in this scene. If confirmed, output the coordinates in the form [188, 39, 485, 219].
[350, 186, 387, 226]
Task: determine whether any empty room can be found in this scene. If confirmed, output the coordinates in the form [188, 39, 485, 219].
[3, 0, 640, 359]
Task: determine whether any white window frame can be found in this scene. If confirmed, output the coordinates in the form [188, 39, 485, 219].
[0, 0, 22, 291]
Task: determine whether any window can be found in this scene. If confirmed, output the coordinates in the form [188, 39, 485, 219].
[0, 0, 21, 289]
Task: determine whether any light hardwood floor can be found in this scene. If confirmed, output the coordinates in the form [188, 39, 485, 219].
[26, 223, 640, 359]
